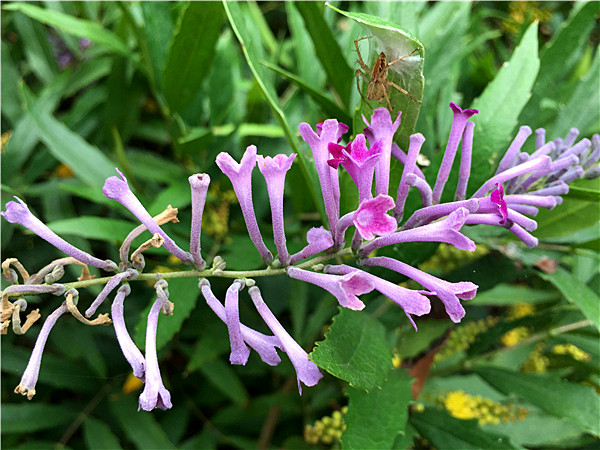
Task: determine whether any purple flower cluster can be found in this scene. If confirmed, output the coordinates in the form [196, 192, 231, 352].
[2, 102, 597, 408]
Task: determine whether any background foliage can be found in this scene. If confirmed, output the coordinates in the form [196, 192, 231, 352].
[1, 1, 599, 449]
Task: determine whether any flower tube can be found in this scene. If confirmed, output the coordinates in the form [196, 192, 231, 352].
[224, 280, 251, 365]
[111, 284, 145, 381]
[189, 173, 210, 270]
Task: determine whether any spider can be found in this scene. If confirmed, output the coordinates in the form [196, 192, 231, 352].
[354, 36, 421, 112]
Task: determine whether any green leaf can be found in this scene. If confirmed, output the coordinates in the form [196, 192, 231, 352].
[310, 308, 393, 391]
[551, 46, 600, 137]
[469, 22, 540, 196]
[4, 2, 131, 56]
[83, 417, 123, 450]
[134, 277, 200, 351]
[163, 2, 224, 113]
[566, 185, 600, 202]
[538, 267, 600, 331]
[141, 1, 174, 91]
[296, 2, 353, 108]
[1, 404, 77, 434]
[46, 216, 137, 242]
[410, 409, 522, 449]
[198, 358, 249, 406]
[327, 4, 425, 151]
[21, 83, 117, 187]
[473, 284, 560, 306]
[342, 369, 413, 450]
[110, 396, 176, 449]
[475, 366, 600, 436]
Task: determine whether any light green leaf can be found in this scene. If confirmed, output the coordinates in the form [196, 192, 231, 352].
[565, 185, 600, 202]
[469, 22, 540, 197]
[4, 2, 131, 56]
[410, 409, 522, 449]
[1, 404, 77, 434]
[342, 370, 413, 450]
[538, 267, 600, 331]
[163, 2, 224, 113]
[141, 1, 174, 91]
[473, 284, 560, 306]
[83, 417, 123, 450]
[47, 216, 137, 241]
[310, 308, 393, 391]
[475, 366, 600, 436]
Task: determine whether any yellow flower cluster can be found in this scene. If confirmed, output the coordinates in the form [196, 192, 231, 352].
[522, 342, 550, 373]
[500, 302, 535, 347]
[435, 316, 498, 362]
[304, 407, 348, 445]
[420, 243, 489, 274]
[443, 390, 528, 425]
[552, 343, 591, 362]
[202, 182, 237, 242]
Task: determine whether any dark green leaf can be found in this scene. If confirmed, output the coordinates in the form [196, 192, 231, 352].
[410, 409, 522, 449]
[46, 216, 137, 242]
[538, 267, 600, 331]
[83, 417, 123, 450]
[473, 284, 560, 306]
[1, 404, 77, 434]
[342, 369, 413, 450]
[475, 366, 600, 436]
[4, 2, 131, 56]
[565, 185, 600, 202]
[141, 1, 174, 91]
[163, 2, 224, 113]
[310, 308, 393, 391]
[199, 358, 249, 405]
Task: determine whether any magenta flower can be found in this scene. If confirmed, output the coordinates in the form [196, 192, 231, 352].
[455, 121, 475, 201]
[432, 103, 479, 204]
[362, 108, 402, 196]
[287, 266, 374, 311]
[224, 280, 251, 365]
[353, 195, 397, 240]
[289, 226, 334, 265]
[199, 279, 282, 366]
[138, 297, 172, 411]
[111, 284, 145, 381]
[216, 146, 273, 264]
[189, 173, 210, 270]
[2, 197, 117, 272]
[14, 302, 69, 400]
[103, 169, 192, 265]
[257, 153, 296, 265]
[364, 257, 478, 323]
[248, 286, 322, 393]
[490, 183, 508, 224]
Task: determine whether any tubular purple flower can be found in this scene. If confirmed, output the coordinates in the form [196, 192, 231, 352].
[402, 198, 479, 230]
[361, 207, 476, 257]
[454, 121, 475, 201]
[535, 128, 546, 149]
[495, 126, 532, 175]
[248, 286, 322, 393]
[559, 166, 584, 183]
[391, 143, 426, 180]
[363, 257, 477, 323]
[325, 264, 431, 330]
[508, 204, 539, 216]
[432, 102, 479, 204]
[560, 138, 590, 160]
[216, 146, 273, 264]
[138, 297, 172, 411]
[336, 135, 382, 203]
[257, 153, 296, 265]
[189, 173, 210, 270]
[287, 266, 374, 311]
[102, 170, 192, 265]
[86, 269, 138, 317]
[14, 302, 69, 399]
[225, 280, 251, 365]
[517, 155, 577, 192]
[394, 133, 425, 220]
[527, 182, 569, 197]
[111, 284, 145, 381]
[505, 194, 558, 209]
[2, 283, 66, 299]
[530, 141, 556, 160]
[477, 198, 538, 231]
[362, 108, 402, 196]
[2, 197, 117, 272]
[289, 227, 334, 265]
[299, 120, 343, 232]
[405, 173, 432, 207]
[563, 128, 580, 148]
[352, 195, 397, 240]
[199, 279, 281, 366]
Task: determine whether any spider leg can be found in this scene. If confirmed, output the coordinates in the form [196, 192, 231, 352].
[355, 69, 370, 104]
[386, 48, 419, 68]
[381, 85, 394, 113]
[354, 37, 372, 72]
[386, 79, 422, 104]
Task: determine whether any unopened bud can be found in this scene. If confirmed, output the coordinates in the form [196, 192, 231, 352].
[44, 265, 65, 284]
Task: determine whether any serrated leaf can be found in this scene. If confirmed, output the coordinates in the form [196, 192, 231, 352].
[410, 409, 522, 449]
[310, 308, 393, 391]
[468, 22, 540, 197]
[475, 366, 600, 436]
[134, 277, 200, 351]
[163, 2, 224, 113]
[327, 4, 424, 151]
[1, 404, 78, 434]
[538, 267, 600, 331]
[83, 417, 123, 450]
[4, 2, 130, 56]
[342, 369, 413, 450]
[46, 216, 137, 241]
